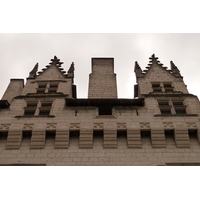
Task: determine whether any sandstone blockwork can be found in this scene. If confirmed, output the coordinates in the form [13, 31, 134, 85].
[0, 55, 200, 166]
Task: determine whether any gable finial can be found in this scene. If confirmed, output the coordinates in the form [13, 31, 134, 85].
[29, 63, 38, 78]
[49, 55, 63, 67]
[170, 61, 182, 77]
[148, 54, 163, 66]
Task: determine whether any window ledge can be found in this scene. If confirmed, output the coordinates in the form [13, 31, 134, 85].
[155, 114, 198, 117]
[95, 115, 116, 119]
[15, 115, 55, 118]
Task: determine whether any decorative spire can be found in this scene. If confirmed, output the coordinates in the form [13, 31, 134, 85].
[67, 62, 75, 78]
[148, 54, 163, 67]
[68, 62, 74, 73]
[134, 61, 144, 79]
[170, 61, 182, 77]
[29, 63, 38, 78]
[47, 56, 63, 67]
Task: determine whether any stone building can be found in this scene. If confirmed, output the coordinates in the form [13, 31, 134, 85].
[0, 54, 200, 166]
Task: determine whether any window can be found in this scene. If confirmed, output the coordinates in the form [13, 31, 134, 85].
[39, 101, 52, 116]
[24, 100, 53, 116]
[48, 82, 59, 93]
[172, 100, 186, 114]
[117, 131, 127, 146]
[158, 99, 187, 115]
[158, 100, 172, 114]
[37, 83, 47, 93]
[151, 82, 174, 93]
[152, 83, 162, 92]
[163, 83, 173, 93]
[98, 106, 112, 115]
[93, 131, 103, 146]
[36, 82, 59, 94]
[69, 131, 80, 147]
[24, 101, 38, 116]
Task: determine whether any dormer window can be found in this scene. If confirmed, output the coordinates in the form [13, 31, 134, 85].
[158, 99, 187, 115]
[151, 82, 174, 93]
[163, 82, 174, 93]
[48, 82, 59, 93]
[37, 83, 47, 93]
[24, 100, 53, 116]
[36, 82, 59, 94]
[152, 83, 162, 92]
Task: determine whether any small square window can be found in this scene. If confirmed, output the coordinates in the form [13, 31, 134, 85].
[152, 83, 162, 92]
[27, 102, 38, 107]
[39, 109, 50, 116]
[160, 108, 172, 114]
[24, 110, 35, 116]
[98, 106, 112, 115]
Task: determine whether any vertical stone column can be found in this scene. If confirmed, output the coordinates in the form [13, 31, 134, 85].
[6, 124, 23, 149]
[30, 123, 46, 149]
[127, 123, 142, 148]
[79, 123, 93, 148]
[174, 123, 190, 148]
[88, 58, 117, 99]
[151, 123, 166, 148]
[55, 123, 69, 149]
[103, 123, 117, 148]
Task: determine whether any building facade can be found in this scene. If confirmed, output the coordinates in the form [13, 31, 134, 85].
[0, 55, 200, 166]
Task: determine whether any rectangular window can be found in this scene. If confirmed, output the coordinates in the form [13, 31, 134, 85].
[172, 100, 187, 114]
[48, 82, 59, 93]
[69, 131, 80, 147]
[24, 109, 36, 116]
[24, 101, 38, 116]
[45, 131, 56, 146]
[117, 131, 127, 147]
[93, 131, 103, 146]
[37, 83, 47, 93]
[141, 131, 151, 146]
[164, 130, 175, 146]
[158, 99, 187, 115]
[39, 101, 52, 116]
[21, 131, 32, 147]
[158, 100, 172, 114]
[152, 83, 162, 92]
[163, 82, 173, 93]
[0, 132, 8, 148]
[188, 129, 199, 144]
[98, 106, 112, 115]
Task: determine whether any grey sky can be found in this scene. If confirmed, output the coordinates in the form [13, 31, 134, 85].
[0, 33, 200, 99]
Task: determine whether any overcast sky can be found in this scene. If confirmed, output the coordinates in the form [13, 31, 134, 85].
[0, 33, 200, 99]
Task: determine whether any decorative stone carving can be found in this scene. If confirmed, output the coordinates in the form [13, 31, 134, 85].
[117, 123, 126, 130]
[186, 122, 197, 129]
[163, 122, 174, 129]
[46, 123, 57, 129]
[0, 124, 10, 130]
[93, 123, 103, 130]
[140, 122, 150, 129]
[23, 124, 33, 130]
[70, 123, 80, 130]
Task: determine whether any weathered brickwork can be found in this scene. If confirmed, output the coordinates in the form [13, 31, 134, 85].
[0, 55, 200, 166]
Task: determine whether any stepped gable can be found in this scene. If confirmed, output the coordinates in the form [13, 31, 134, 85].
[135, 54, 182, 79]
[32, 56, 74, 78]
